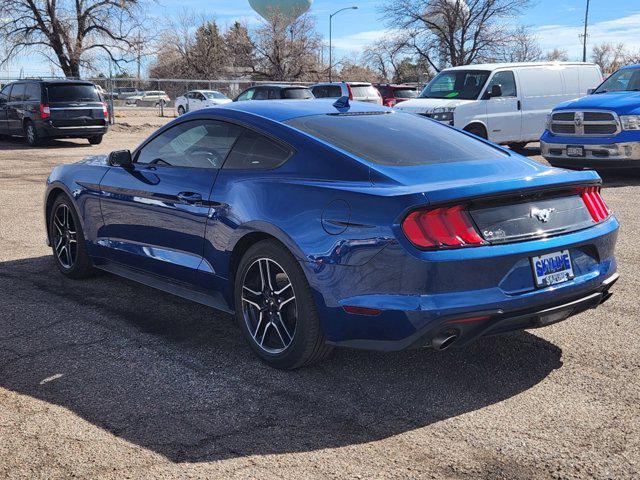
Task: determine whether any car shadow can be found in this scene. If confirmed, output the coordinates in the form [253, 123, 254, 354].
[0, 255, 563, 463]
[0, 136, 90, 150]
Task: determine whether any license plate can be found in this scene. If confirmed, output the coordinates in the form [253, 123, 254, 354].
[566, 145, 585, 157]
[531, 250, 574, 288]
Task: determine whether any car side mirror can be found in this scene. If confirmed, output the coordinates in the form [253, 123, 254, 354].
[487, 84, 502, 98]
[108, 149, 133, 168]
[587, 88, 595, 95]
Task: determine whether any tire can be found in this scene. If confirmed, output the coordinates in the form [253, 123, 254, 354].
[464, 124, 487, 140]
[234, 239, 332, 369]
[49, 194, 96, 279]
[177, 105, 185, 116]
[88, 135, 103, 145]
[508, 142, 528, 151]
[24, 121, 41, 147]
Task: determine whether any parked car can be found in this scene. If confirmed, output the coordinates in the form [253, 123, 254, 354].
[374, 84, 418, 107]
[111, 87, 140, 100]
[395, 62, 603, 149]
[0, 79, 108, 146]
[44, 100, 619, 369]
[541, 64, 640, 170]
[234, 84, 314, 101]
[126, 90, 171, 106]
[310, 82, 383, 105]
[175, 90, 232, 115]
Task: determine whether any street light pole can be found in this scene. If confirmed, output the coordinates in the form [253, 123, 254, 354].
[582, 0, 590, 62]
[329, 6, 358, 82]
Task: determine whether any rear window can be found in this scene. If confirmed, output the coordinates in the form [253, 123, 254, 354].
[283, 88, 314, 99]
[312, 85, 343, 98]
[350, 85, 377, 97]
[393, 88, 418, 99]
[285, 111, 508, 166]
[47, 84, 100, 103]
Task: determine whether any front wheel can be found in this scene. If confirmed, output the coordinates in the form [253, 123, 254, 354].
[49, 195, 96, 278]
[234, 240, 332, 369]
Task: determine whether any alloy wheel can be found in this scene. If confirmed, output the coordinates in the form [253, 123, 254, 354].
[52, 204, 77, 269]
[26, 125, 35, 144]
[241, 258, 297, 354]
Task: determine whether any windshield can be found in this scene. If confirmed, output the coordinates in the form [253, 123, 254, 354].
[285, 111, 507, 166]
[594, 68, 640, 93]
[203, 91, 227, 99]
[420, 70, 490, 100]
[283, 88, 314, 99]
[47, 84, 100, 103]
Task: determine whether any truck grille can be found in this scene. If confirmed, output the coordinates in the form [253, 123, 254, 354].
[549, 110, 619, 136]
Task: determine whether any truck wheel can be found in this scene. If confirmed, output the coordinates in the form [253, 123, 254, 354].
[178, 105, 185, 116]
[464, 124, 487, 140]
[88, 135, 103, 145]
[508, 142, 528, 151]
[24, 121, 41, 147]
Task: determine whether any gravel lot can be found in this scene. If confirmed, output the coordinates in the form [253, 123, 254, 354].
[0, 112, 638, 479]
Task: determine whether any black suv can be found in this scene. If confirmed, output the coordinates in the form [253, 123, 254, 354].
[234, 84, 314, 101]
[0, 79, 108, 146]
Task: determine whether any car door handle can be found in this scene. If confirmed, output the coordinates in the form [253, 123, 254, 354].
[517, 100, 521, 110]
[177, 192, 203, 205]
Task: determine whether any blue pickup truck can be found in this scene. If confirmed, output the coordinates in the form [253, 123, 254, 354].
[541, 64, 640, 170]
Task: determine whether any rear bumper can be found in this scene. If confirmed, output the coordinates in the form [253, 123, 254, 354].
[38, 121, 108, 138]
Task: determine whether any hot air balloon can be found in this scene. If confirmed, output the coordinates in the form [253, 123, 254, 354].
[248, 0, 312, 24]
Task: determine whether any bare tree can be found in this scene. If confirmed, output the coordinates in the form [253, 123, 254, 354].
[544, 48, 569, 61]
[380, 0, 532, 71]
[591, 43, 627, 75]
[363, 37, 408, 82]
[251, 12, 322, 81]
[224, 21, 255, 76]
[0, 0, 147, 77]
[487, 25, 541, 62]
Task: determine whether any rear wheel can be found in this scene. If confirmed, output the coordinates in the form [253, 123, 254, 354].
[234, 240, 332, 369]
[24, 121, 41, 146]
[49, 195, 96, 279]
[88, 135, 103, 145]
[177, 105, 185, 116]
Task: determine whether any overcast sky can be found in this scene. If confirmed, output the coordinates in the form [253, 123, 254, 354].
[2, 0, 638, 77]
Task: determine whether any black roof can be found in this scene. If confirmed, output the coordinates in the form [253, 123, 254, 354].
[13, 78, 95, 85]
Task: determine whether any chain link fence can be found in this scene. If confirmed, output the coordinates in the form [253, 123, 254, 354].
[0, 76, 424, 125]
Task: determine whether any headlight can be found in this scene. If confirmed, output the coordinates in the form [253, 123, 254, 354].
[432, 107, 455, 124]
[545, 113, 552, 131]
[620, 115, 640, 130]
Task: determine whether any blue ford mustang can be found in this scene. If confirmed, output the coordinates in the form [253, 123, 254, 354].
[45, 99, 619, 369]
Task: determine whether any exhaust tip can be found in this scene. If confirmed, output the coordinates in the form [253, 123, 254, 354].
[432, 330, 459, 351]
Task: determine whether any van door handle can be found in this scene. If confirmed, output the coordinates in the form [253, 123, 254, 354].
[177, 192, 203, 205]
[517, 100, 521, 110]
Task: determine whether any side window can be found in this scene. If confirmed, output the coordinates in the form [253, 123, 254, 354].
[197, 93, 206, 101]
[24, 83, 41, 101]
[224, 129, 292, 170]
[9, 83, 25, 102]
[253, 88, 268, 100]
[237, 88, 255, 101]
[0, 85, 11, 104]
[136, 120, 243, 169]
[486, 71, 517, 97]
[268, 88, 278, 99]
[311, 86, 325, 97]
[185, 92, 194, 99]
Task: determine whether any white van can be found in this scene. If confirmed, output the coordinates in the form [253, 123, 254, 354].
[395, 62, 603, 148]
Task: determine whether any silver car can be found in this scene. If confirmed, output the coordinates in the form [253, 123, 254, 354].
[310, 82, 383, 105]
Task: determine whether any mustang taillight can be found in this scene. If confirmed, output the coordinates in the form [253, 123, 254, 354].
[39, 103, 50, 119]
[581, 186, 610, 222]
[402, 205, 485, 249]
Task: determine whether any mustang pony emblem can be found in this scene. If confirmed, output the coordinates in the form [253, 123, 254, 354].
[531, 207, 556, 223]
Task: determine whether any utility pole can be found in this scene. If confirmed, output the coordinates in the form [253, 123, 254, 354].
[582, 0, 590, 62]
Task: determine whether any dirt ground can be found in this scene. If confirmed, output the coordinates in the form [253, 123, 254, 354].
[0, 110, 638, 479]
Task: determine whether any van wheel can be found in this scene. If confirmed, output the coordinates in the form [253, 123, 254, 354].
[24, 121, 41, 146]
[508, 142, 528, 151]
[88, 135, 103, 145]
[464, 124, 487, 140]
